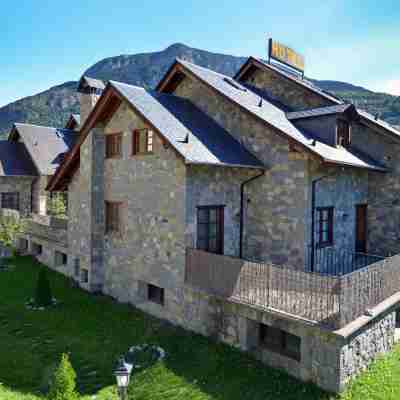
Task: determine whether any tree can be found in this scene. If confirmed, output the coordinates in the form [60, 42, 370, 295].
[47, 193, 67, 219]
[0, 210, 26, 251]
[35, 268, 53, 307]
[48, 353, 78, 400]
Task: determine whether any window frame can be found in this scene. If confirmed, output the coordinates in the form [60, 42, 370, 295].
[336, 119, 351, 147]
[259, 323, 301, 362]
[132, 129, 154, 156]
[105, 201, 122, 234]
[317, 206, 334, 248]
[1, 192, 19, 211]
[196, 205, 225, 255]
[105, 132, 123, 159]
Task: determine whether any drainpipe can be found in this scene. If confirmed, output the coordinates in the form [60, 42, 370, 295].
[239, 170, 265, 259]
[310, 171, 338, 271]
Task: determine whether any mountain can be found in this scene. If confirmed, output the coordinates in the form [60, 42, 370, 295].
[0, 43, 399, 136]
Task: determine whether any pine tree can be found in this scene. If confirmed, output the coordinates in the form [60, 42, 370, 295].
[35, 268, 53, 307]
[48, 353, 78, 400]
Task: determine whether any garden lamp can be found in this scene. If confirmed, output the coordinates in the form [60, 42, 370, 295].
[114, 357, 131, 400]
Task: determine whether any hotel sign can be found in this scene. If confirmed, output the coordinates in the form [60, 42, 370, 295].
[268, 38, 305, 73]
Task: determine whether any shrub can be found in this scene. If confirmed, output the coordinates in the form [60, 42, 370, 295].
[48, 353, 78, 400]
[0, 210, 26, 250]
[35, 268, 53, 307]
[48, 194, 67, 219]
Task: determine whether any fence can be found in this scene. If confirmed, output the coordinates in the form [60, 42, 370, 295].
[185, 248, 400, 329]
[305, 246, 385, 275]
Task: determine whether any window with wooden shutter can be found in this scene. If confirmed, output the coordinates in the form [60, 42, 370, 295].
[196, 205, 224, 254]
[336, 119, 351, 147]
[105, 202, 121, 233]
[132, 129, 154, 155]
[105, 133, 122, 158]
[317, 207, 334, 247]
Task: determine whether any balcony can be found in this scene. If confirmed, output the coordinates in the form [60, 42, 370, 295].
[25, 214, 68, 247]
[185, 248, 400, 329]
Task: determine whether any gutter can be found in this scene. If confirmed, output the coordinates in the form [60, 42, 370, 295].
[239, 170, 265, 259]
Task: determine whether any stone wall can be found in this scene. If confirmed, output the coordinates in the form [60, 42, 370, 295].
[307, 162, 369, 258]
[186, 165, 253, 257]
[174, 75, 310, 266]
[176, 284, 397, 393]
[239, 67, 334, 111]
[0, 176, 34, 216]
[352, 122, 400, 256]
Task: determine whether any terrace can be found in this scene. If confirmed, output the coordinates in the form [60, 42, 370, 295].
[185, 247, 400, 329]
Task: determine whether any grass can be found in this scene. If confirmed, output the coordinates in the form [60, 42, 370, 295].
[0, 256, 399, 400]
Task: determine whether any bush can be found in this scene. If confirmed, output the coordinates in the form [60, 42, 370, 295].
[48, 194, 67, 219]
[0, 210, 26, 250]
[48, 353, 78, 400]
[35, 268, 53, 307]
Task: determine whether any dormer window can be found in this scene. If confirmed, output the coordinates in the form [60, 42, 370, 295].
[337, 119, 351, 147]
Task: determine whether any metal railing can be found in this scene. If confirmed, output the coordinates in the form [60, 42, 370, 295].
[185, 248, 400, 329]
[305, 246, 385, 276]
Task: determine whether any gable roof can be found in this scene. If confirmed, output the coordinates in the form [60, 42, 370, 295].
[111, 81, 263, 169]
[77, 76, 106, 93]
[286, 104, 355, 120]
[10, 124, 78, 175]
[65, 114, 81, 130]
[157, 59, 385, 172]
[0, 141, 37, 176]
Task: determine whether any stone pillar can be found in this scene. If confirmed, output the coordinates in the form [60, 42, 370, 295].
[80, 125, 105, 292]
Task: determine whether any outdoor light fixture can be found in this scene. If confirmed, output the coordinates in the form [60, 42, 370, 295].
[114, 357, 132, 400]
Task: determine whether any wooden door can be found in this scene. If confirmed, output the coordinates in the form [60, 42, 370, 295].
[355, 204, 368, 253]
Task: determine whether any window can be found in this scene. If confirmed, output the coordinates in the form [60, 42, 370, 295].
[105, 133, 122, 158]
[32, 243, 42, 256]
[105, 202, 121, 233]
[147, 284, 164, 306]
[19, 238, 28, 252]
[55, 251, 67, 266]
[337, 119, 351, 147]
[132, 129, 154, 155]
[197, 206, 224, 254]
[317, 207, 334, 247]
[81, 268, 89, 283]
[74, 258, 80, 277]
[259, 323, 301, 361]
[1, 192, 19, 210]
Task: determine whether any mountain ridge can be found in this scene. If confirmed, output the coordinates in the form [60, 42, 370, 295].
[0, 43, 399, 136]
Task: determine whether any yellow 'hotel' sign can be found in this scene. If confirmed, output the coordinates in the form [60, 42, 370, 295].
[269, 39, 305, 73]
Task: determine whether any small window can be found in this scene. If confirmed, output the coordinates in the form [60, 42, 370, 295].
[147, 284, 164, 306]
[105, 202, 121, 233]
[132, 129, 154, 155]
[259, 323, 301, 361]
[81, 268, 89, 283]
[317, 207, 334, 247]
[32, 243, 42, 256]
[105, 133, 122, 158]
[19, 238, 28, 251]
[197, 206, 224, 254]
[1, 192, 19, 210]
[55, 251, 67, 266]
[337, 119, 351, 147]
[74, 258, 80, 277]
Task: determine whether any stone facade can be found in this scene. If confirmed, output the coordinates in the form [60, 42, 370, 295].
[174, 285, 397, 393]
[174, 75, 310, 266]
[240, 67, 334, 111]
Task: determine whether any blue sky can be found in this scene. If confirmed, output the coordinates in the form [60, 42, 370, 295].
[1, 0, 399, 107]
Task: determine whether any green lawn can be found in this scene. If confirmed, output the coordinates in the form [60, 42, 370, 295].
[0, 256, 399, 400]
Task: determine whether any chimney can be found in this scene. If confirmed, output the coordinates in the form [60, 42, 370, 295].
[77, 76, 105, 125]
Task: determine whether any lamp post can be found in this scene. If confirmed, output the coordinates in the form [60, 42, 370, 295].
[114, 357, 132, 400]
